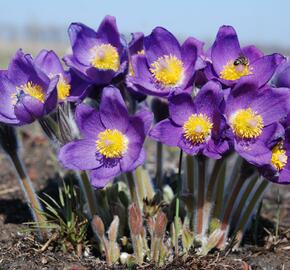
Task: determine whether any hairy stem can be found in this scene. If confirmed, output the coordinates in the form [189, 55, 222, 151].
[174, 150, 183, 255]
[78, 171, 97, 219]
[9, 152, 48, 239]
[126, 172, 139, 207]
[186, 155, 194, 194]
[174, 198, 180, 256]
[275, 187, 281, 239]
[221, 174, 246, 230]
[196, 156, 206, 237]
[212, 162, 226, 220]
[234, 179, 269, 247]
[217, 173, 247, 248]
[186, 155, 195, 229]
[156, 142, 163, 190]
[206, 159, 224, 202]
[231, 174, 259, 230]
[203, 159, 224, 233]
[135, 167, 145, 204]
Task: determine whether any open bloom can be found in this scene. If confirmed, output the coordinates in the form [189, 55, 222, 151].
[225, 82, 290, 166]
[261, 126, 290, 184]
[35, 50, 91, 103]
[58, 86, 153, 187]
[205, 25, 284, 88]
[129, 27, 203, 97]
[63, 15, 127, 85]
[262, 139, 290, 185]
[0, 49, 58, 125]
[150, 81, 228, 158]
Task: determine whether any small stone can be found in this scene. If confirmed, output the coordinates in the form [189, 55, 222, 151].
[83, 247, 90, 257]
[41, 257, 48, 265]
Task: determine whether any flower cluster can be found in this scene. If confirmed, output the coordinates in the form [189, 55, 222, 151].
[1, 14, 290, 264]
[0, 15, 289, 187]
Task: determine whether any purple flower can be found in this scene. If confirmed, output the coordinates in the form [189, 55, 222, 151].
[149, 81, 229, 158]
[58, 86, 153, 187]
[35, 50, 91, 103]
[129, 27, 203, 97]
[224, 81, 290, 167]
[272, 58, 290, 88]
[128, 32, 144, 56]
[125, 32, 147, 101]
[205, 25, 284, 88]
[0, 49, 58, 125]
[63, 16, 127, 85]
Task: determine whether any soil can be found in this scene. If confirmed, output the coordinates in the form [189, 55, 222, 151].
[0, 124, 289, 270]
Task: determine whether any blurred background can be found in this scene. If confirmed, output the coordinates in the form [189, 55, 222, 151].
[1, 0, 290, 68]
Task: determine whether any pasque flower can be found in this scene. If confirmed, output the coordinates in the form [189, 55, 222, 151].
[129, 27, 203, 97]
[260, 115, 290, 184]
[150, 81, 229, 158]
[58, 86, 153, 187]
[205, 25, 284, 88]
[0, 49, 58, 125]
[225, 81, 290, 167]
[35, 50, 91, 103]
[63, 15, 127, 85]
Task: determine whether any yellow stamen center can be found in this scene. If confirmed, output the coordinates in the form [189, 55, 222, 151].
[220, 61, 252, 81]
[137, 49, 145, 55]
[230, 108, 264, 139]
[15, 82, 45, 103]
[271, 142, 288, 171]
[90, 44, 120, 71]
[183, 113, 213, 144]
[57, 75, 71, 101]
[96, 129, 128, 159]
[150, 54, 184, 86]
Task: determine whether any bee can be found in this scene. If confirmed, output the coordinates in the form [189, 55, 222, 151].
[233, 56, 249, 66]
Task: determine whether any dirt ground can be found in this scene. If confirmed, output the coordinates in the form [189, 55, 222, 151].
[0, 124, 289, 270]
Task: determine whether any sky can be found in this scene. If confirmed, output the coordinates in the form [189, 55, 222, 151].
[1, 0, 290, 50]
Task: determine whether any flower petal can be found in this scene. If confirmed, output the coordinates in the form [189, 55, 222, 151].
[44, 76, 58, 114]
[0, 75, 17, 121]
[68, 23, 98, 65]
[20, 95, 45, 119]
[168, 92, 195, 125]
[89, 169, 116, 188]
[75, 103, 105, 138]
[242, 45, 263, 63]
[128, 32, 144, 55]
[120, 111, 152, 172]
[235, 140, 271, 167]
[250, 86, 290, 126]
[144, 27, 181, 64]
[251, 53, 284, 87]
[14, 102, 34, 124]
[96, 15, 122, 52]
[194, 81, 223, 119]
[58, 139, 101, 170]
[89, 162, 121, 187]
[63, 54, 115, 84]
[35, 50, 64, 76]
[149, 119, 182, 147]
[8, 49, 49, 88]
[68, 70, 92, 102]
[212, 25, 242, 74]
[99, 86, 129, 132]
